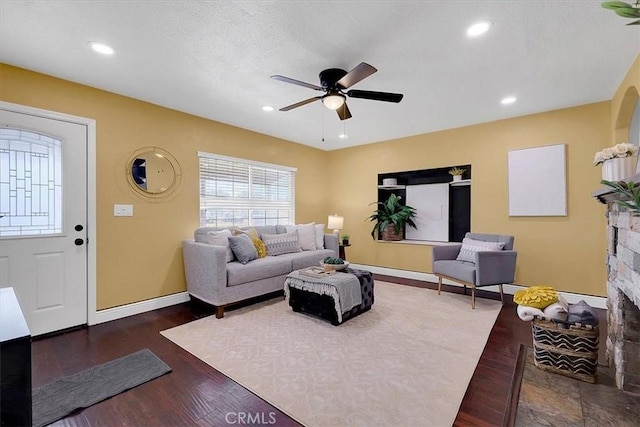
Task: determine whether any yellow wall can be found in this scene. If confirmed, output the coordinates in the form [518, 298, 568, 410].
[3, 55, 637, 303]
[328, 102, 611, 296]
[0, 64, 329, 309]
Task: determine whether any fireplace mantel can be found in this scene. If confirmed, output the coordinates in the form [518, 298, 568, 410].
[592, 172, 640, 204]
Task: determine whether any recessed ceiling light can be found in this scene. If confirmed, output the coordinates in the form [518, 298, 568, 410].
[501, 96, 517, 105]
[262, 105, 275, 112]
[467, 21, 492, 37]
[338, 134, 348, 139]
[88, 42, 115, 55]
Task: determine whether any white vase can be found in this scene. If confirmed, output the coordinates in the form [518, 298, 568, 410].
[453, 175, 462, 182]
[602, 156, 638, 181]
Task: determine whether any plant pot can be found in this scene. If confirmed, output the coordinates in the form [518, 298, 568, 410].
[381, 224, 403, 241]
[602, 156, 638, 181]
[342, 240, 350, 246]
[452, 175, 462, 182]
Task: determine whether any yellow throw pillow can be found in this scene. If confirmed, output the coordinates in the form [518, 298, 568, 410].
[514, 286, 558, 309]
[252, 238, 267, 258]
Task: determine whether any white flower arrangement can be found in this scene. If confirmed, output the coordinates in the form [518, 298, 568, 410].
[594, 142, 638, 166]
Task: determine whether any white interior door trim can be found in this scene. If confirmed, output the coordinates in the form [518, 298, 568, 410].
[0, 101, 98, 326]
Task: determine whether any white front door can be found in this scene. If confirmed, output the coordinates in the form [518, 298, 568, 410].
[0, 109, 88, 336]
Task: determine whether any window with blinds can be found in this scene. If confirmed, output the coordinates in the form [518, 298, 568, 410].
[198, 152, 296, 228]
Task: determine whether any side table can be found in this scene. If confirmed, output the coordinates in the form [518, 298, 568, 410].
[339, 243, 351, 260]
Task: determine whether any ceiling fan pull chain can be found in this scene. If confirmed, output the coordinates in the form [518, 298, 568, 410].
[322, 107, 325, 142]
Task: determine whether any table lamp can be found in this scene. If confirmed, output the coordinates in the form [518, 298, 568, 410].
[327, 214, 344, 237]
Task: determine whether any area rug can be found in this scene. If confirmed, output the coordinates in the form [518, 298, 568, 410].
[162, 282, 500, 426]
[32, 348, 171, 427]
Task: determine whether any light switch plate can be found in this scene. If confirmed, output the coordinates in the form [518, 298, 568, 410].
[114, 204, 134, 217]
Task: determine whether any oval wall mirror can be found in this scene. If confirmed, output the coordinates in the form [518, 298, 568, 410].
[126, 147, 182, 199]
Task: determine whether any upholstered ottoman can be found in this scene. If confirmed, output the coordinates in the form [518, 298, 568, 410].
[285, 268, 374, 325]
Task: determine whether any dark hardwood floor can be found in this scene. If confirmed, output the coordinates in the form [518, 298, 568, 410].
[31, 277, 577, 426]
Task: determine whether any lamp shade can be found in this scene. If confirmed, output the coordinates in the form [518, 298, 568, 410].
[322, 94, 345, 110]
[327, 214, 344, 230]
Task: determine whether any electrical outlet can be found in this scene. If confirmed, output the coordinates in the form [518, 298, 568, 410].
[114, 204, 133, 217]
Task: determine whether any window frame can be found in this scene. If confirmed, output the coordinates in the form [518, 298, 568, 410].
[198, 151, 296, 228]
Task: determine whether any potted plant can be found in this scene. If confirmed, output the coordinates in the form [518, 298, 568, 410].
[341, 234, 350, 245]
[600, 179, 640, 214]
[448, 167, 466, 182]
[367, 193, 417, 241]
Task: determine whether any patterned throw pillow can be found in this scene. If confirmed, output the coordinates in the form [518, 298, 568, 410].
[228, 234, 258, 264]
[456, 237, 505, 263]
[252, 238, 267, 258]
[262, 231, 300, 256]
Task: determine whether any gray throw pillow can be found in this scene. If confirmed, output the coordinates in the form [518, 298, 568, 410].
[228, 233, 258, 264]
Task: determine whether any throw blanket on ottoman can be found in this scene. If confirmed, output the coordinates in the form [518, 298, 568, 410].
[285, 270, 362, 324]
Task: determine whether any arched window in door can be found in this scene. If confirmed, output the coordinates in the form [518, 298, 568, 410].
[0, 128, 62, 237]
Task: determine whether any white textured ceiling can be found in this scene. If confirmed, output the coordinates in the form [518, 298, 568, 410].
[0, 1, 638, 150]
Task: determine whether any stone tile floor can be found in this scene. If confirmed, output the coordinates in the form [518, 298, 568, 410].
[515, 349, 640, 426]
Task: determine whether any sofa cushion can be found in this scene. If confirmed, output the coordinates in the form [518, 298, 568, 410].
[228, 234, 258, 265]
[433, 260, 476, 284]
[263, 231, 300, 256]
[456, 238, 505, 263]
[276, 249, 336, 271]
[207, 229, 233, 263]
[226, 256, 292, 286]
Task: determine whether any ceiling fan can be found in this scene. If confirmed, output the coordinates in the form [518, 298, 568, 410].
[601, 1, 640, 25]
[271, 62, 403, 120]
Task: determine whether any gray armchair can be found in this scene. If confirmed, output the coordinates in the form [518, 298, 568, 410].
[432, 233, 517, 308]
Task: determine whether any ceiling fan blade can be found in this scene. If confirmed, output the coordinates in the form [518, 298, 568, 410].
[336, 103, 352, 121]
[336, 62, 377, 89]
[271, 75, 323, 91]
[347, 89, 404, 103]
[279, 96, 322, 111]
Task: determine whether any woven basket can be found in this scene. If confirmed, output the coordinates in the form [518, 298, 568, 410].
[531, 318, 599, 383]
[381, 224, 403, 241]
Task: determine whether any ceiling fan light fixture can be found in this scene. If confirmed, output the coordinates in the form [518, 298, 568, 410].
[322, 94, 345, 110]
[467, 20, 492, 37]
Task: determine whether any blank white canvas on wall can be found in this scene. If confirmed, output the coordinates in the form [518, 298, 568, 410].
[508, 143, 567, 216]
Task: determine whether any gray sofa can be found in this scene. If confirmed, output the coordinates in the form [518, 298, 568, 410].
[183, 225, 338, 318]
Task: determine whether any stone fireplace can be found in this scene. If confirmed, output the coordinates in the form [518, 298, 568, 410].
[601, 201, 640, 393]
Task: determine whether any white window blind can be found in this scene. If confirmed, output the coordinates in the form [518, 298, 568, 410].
[198, 152, 295, 228]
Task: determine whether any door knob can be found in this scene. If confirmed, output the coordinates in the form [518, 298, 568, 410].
[74, 238, 84, 246]
[75, 224, 84, 231]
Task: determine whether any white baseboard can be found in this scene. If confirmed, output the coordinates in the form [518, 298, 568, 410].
[91, 291, 190, 325]
[351, 264, 607, 309]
